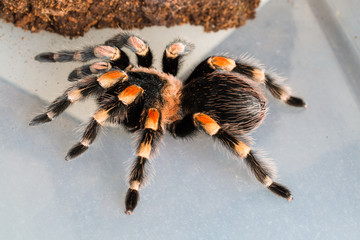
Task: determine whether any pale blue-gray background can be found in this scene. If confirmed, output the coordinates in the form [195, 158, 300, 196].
[0, 0, 359, 239]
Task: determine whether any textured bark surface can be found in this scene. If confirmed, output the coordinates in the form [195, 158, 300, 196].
[0, 0, 260, 37]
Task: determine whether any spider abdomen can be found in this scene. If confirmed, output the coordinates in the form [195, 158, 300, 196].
[181, 72, 267, 135]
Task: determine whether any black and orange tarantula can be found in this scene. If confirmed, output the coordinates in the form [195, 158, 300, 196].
[30, 33, 306, 215]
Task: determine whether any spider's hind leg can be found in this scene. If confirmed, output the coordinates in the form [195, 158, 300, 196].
[186, 56, 306, 108]
[193, 113, 293, 201]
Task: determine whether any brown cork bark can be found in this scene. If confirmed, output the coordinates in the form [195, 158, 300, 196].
[0, 0, 260, 37]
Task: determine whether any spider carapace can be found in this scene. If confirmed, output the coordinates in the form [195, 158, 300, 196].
[30, 33, 306, 215]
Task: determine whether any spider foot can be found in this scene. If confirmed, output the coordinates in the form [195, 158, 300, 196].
[125, 189, 139, 215]
[65, 143, 89, 161]
[29, 113, 52, 126]
[268, 182, 293, 201]
[35, 52, 56, 62]
[286, 96, 307, 108]
[165, 39, 194, 58]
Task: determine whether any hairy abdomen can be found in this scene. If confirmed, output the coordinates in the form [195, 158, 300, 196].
[181, 72, 266, 136]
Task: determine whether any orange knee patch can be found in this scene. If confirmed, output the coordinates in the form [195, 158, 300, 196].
[252, 68, 265, 81]
[166, 43, 185, 58]
[90, 62, 111, 73]
[137, 142, 152, 158]
[128, 36, 149, 56]
[234, 141, 251, 158]
[93, 45, 120, 60]
[93, 108, 109, 125]
[118, 85, 143, 105]
[193, 113, 221, 136]
[208, 56, 236, 71]
[97, 70, 128, 88]
[67, 88, 83, 102]
[145, 108, 160, 130]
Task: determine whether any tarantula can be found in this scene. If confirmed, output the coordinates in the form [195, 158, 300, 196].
[30, 33, 306, 215]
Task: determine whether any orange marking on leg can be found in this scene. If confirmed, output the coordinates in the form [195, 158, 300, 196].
[234, 141, 251, 158]
[137, 142, 152, 158]
[193, 113, 221, 136]
[118, 85, 143, 105]
[67, 88, 83, 102]
[145, 108, 160, 130]
[208, 56, 236, 71]
[166, 43, 185, 58]
[252, 68, 265, 81]
[90, 62, 111, 73]
[97, 70, 128, 88]
[94, 45, 120, 60]
[128, 36, 148, 56]
[93, 109, 109, 125]
[73, 51, 83, 61]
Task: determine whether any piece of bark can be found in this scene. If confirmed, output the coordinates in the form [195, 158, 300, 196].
[0, 0, 260, 37]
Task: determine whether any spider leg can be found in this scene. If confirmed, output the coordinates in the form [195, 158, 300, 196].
[68, 50, 130, 81]
[162, 39, 194, 76]
[167, 114, 197, 138]
[68, 61, 112, 82]
[29, 70, 128, 125]
[193, 112, 293, 201]
[125, 108, 162, 215]
[185, 56, 306, 108]
[65, 83, 144, 160]
[65, 110, 106, 160]
[105, 33, 153, 68]
[35, 45, 123, 63]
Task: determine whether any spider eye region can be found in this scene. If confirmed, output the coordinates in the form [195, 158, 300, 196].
[208, 56, 236, 71]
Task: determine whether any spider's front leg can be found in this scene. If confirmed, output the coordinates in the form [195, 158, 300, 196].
[162, 39, 194, 76]
[29, 69, 128, 125]
[193, 113, 293, 201]
[66, 81, 145, 159]
[186, 56, 306, 108]
[105, 33, 153, 68]
[125, 108, 163, 215]
[35, 44, 130, 82]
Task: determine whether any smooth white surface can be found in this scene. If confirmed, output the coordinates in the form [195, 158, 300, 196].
[0, 0, 359, 239]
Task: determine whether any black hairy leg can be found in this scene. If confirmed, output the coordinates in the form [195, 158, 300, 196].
[65, 108, 110, 160]
[67, 50, 130, 81]
[193, 113, 293, 201]
[35, 45, 122, 63]
[29, 69, 128, 126]
[162, 39, 194, 76]
[105, 33, 153, 68]
[125, 108, 163, 215]
[168, 114, 197, 138]
[185, 56, 306, 108]
[35, 32, 152, 69]
[66, 81, 146, 160]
